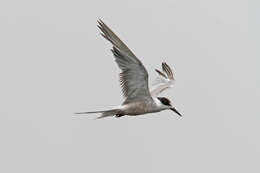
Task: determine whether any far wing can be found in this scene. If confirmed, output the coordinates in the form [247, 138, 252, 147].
[150, 62, 175, 97]
[98, 19, 151, 102]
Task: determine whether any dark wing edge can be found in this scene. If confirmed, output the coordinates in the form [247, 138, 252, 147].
[154, 62, 175, 80]
[97, 19, 137, 60]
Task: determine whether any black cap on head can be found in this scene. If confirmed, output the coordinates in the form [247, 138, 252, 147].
[157, 97, 171, 106]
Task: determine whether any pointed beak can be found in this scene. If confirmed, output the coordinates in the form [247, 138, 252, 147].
[170, 107, 182, 117]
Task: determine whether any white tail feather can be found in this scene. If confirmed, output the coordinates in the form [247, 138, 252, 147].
[75, 109, 119, 119]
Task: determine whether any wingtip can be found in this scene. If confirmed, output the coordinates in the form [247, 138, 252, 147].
[161, 62, 174, 80]
[97, 19, 104, 29]
[97, 18, 103, 23]
[155, 69, 167, 79]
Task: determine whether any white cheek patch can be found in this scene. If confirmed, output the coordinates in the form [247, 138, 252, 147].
[152, 97, 162, 106]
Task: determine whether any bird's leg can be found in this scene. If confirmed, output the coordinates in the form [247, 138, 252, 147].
[115, 114, 124, 118]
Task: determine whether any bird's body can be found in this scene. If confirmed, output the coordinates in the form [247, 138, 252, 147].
[121, 97, 162, 115]
[76, 19, 181, 119]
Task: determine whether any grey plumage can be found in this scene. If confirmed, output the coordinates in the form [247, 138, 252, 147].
[98, 20, 151, 103]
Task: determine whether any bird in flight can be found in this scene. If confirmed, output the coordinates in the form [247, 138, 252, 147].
[76, 19, 181, 119]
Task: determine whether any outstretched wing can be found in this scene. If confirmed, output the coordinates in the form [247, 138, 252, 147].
[150, 62, 175, 97]
[98, 19, 151, 102]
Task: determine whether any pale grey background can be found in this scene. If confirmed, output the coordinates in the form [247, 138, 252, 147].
[0, 0, 259, 172]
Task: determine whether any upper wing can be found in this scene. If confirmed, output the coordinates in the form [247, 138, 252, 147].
[97, 19, 151, 102]
[150, 62, 175, 97]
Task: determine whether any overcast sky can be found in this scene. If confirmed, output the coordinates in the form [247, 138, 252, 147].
[0, 0, 259, 172]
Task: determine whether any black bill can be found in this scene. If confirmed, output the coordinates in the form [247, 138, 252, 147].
[170, 107, 182, 117]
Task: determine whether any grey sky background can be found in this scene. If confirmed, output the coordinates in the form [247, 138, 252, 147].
[0, 0, 259, 172]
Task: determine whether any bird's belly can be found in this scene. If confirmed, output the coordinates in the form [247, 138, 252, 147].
[122, 102, 159, 116]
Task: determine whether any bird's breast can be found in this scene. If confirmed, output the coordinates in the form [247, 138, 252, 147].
[121, 100, 160, 115]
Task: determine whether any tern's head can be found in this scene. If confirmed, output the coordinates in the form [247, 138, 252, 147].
[157, 97, 182, 117]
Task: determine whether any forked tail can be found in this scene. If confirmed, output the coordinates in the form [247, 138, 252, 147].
[75, 109, 119, 119]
